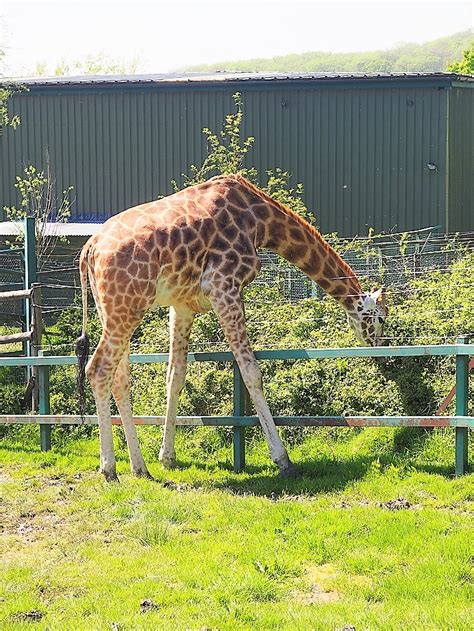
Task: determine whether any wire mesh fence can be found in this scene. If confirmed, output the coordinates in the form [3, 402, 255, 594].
[0, 248, 24, 327]
[1, 228, 473, 344]
[1, 227, 473, 418]
[254, 230, 474, 303]
[1, 229, 474, 317]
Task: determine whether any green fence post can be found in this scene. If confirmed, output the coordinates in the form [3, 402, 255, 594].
[455, 335, 470, 475]
[24, 217, 37, 355]
[38, 350, 51, 451]
[233, 361, 249, 473]
[24, 216, 37, 415]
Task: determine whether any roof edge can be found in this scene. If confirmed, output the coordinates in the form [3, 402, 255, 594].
[0, 221, 102, 237]
[3, 71, 473, 89]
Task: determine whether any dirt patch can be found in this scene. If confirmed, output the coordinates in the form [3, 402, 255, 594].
[162, 480, 190, 492]
[438, 502, 474, 516]
[140, 598, 161, 613]
[302, 584, 340, 604]
[294, 564, 341, 604]
[378, 497, 412, 510]
[12, 610, 43, 622]
[12, 509, 65, 542]
[1, 472, 88, 539]
[335, 497, 416, 511]
[334, 498, 370, 509]
[37, 582, 86, 604]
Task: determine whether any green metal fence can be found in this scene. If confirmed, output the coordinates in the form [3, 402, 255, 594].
[0, 338, 472, 475]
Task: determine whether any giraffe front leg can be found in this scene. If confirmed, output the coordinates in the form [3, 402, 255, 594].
[159, 306, 195, 469]
[112, 347, 153, 480]
[209, 288, 298, 477]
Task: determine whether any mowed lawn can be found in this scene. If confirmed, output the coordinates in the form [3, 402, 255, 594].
[1, 428, 473, 630]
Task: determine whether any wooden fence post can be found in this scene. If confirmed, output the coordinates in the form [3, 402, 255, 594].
[455, 335, 470, 475]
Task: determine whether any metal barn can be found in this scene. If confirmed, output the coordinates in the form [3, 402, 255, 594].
[1, 72, 473, 235]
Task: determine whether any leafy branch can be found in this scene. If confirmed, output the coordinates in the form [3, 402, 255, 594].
[173, 92, 311, 224]
[3, 163, 74, 269]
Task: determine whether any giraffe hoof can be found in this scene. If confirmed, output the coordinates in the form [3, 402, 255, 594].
[159, 449, 177, 469]
[102, 469, 120, 483]
[134, 468, 155, 481]
[279, 462, 300, 478]
[160, 457, 177, 470]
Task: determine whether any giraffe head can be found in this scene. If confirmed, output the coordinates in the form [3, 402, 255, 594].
[347, 287, 388, 347]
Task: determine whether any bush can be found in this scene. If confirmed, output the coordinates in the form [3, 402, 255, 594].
[124, 252, 473, 444]
[6, 251, 472, 418]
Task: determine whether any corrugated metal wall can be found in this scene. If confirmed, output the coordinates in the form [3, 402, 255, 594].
[448, 86, 474, 232]
[0, 82, 452, 235]
[0, 89, 234, 221]
[242, 86, 448, 234]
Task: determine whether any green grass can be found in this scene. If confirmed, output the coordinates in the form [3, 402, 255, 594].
[1, 427, 473, 630]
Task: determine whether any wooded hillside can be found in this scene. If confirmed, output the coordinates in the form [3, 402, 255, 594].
[187, 30, 473, 73]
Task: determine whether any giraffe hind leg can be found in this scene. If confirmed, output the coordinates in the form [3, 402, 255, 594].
[86, 333, 126, 482]
[159, 306, 195, 469]
[112, 346, 153, 479]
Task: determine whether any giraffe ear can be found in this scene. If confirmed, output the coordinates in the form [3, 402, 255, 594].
[371, 287, 386, 305]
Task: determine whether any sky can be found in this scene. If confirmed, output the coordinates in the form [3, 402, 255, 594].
[1, 0, 472, 77]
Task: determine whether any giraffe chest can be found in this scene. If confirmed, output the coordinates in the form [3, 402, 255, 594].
[151, 271, 212, 313]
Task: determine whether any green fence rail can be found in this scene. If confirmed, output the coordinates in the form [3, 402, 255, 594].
[1, 338, 472, 474]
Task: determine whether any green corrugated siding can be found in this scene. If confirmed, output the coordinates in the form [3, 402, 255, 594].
[241, 86, 447, 234]
[448, 87, 474, 232]
[1, 83, 450, 235]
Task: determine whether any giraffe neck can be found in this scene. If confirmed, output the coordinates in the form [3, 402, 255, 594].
[263, 211, 361, 309]
[233, 178, 362, 311]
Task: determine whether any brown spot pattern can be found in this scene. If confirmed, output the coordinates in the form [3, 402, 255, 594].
[82, 173, 363, 420]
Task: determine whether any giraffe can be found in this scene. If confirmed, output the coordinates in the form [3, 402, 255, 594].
[76, 174, 388, 481]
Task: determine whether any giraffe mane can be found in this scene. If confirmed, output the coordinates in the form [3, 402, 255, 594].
[229, 174, 362, 290]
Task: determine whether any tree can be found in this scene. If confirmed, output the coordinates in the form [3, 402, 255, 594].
[3, 163, 73, 269]
[0, 51, 21, 135]
[448, 43, 474, 74]
[31, 52, 141, 77]
[186, 31, 472, 74]
[174, 92, 312, 223]
[0, 86, 17, 134]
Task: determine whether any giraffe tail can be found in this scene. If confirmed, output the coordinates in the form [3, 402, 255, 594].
[76, 241, 91, 417]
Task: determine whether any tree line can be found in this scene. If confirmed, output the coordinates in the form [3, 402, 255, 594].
[186, 30, 473, 74]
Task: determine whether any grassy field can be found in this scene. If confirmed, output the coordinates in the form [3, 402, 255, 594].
[1, 427, 473, 630]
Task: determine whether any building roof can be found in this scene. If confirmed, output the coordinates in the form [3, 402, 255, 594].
[0, 222, 101, 237]
[4, 71, 473, 89]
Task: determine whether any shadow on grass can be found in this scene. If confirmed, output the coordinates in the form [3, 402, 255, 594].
[412, 463, 458, 477]
[0, 443, 46, 455]
[172, 453, 377, 496]
[173, 446, 459, 497]
[1, 436, 460, 496]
